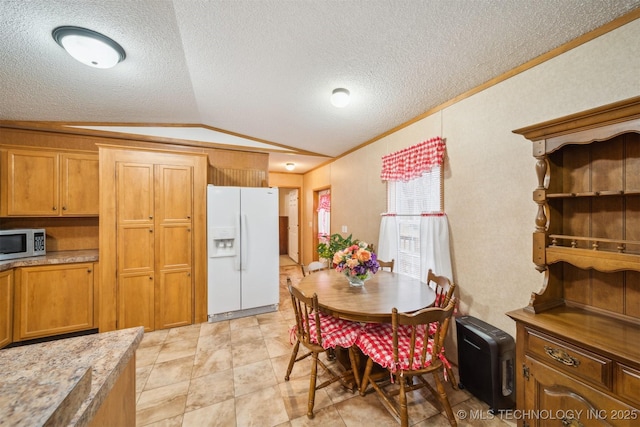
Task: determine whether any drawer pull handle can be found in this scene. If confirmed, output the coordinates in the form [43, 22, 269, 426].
[561, 416, 584, 427]
[544, 345, 580, 367]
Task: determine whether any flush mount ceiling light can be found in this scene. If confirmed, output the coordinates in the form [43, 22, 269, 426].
[331, 88, 350, 108]
[52, 26, 126, 69]
[285, 162, 296, 171]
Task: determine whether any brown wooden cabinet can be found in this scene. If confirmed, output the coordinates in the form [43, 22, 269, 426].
[101, 146, 206, 333]
[13, 263, 95, 341]
[508, 97, 640, 425]
[0, 270, 13, 349]
[1, 148, 98, 217]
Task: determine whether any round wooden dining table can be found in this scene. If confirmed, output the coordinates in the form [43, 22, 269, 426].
[293, 269, 436, 323]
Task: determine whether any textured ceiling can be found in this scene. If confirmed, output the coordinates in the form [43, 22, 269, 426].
[1, 0, 639, 172]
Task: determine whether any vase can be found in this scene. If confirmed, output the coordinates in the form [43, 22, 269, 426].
[345, 272, 369, 287]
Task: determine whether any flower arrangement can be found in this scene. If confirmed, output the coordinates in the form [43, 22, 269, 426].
[332, 241, 380, 282]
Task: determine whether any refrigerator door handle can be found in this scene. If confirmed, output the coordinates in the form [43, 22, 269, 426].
[241, 213, 248, 270]
[234, 213, 241, 271]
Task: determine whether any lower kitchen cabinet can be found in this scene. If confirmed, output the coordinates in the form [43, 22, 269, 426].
[13, 263, 95, 341]
[0, 270, 13, 348]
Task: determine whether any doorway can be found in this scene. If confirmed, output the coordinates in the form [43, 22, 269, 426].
[278, 188, 300, 264]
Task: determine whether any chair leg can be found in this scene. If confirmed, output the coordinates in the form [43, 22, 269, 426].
[432, 372, 457, 427]
[445, 365, 458, 390]
[359, 357, 374, 396]
[399, 372, 409, 427]
[348, 346, 361, 391]
[307, 352, 319, 419]
[284, 341, 300, 381]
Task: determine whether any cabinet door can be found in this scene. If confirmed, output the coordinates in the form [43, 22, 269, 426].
[155, 164, 193, 329]
[156, 269, 192, 329]
[0, 270, 12, 349]
[525, 356, 637, 427]
[118, 272, 155, 331]
[117, 162, 155, 331]
[7, 150, 58, 215]
[155, 164, 192, 223]
[60, 153, 99, 216]
[14, 264, 94, 341]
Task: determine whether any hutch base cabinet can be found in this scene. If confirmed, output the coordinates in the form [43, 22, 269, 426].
[507, 96, 640, 426]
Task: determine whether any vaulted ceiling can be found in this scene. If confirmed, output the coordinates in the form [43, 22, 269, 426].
[1, 1, 639, 172]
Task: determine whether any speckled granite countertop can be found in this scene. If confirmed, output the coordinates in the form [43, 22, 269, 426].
[0, 327, 143, 426]
[0, 250, 99, 272]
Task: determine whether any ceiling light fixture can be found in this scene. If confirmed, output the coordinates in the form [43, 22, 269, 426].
[52, 26, 126, 69]
[285, 162, 296, 171]
[331, 88, 350, 108]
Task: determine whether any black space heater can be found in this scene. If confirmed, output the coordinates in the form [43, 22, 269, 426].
[455, 315, 515, 413]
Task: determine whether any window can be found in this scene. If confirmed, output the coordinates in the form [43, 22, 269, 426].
[387, 166, 443, 278]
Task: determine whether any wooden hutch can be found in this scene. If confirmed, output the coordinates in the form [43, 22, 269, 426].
[507, 96, 640, 426]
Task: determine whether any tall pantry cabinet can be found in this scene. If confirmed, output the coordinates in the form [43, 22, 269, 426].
[99, 145, 207, 332]
[507, 97, 640, 426]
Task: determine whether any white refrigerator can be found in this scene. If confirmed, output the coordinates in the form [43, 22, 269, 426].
[207, 185, 280, 320]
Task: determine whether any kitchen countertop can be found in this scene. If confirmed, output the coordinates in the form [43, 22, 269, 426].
[0, 326, 143, 426]
[0, 249, 99, 272]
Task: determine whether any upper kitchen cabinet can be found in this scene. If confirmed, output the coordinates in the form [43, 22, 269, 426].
[0, 148, 99, 217]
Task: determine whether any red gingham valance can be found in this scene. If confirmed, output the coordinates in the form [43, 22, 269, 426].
[380, 136, 445, 182]
[317, 193, 331, 212]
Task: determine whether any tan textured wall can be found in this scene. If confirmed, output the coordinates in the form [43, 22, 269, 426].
[302, 18, 640, 342]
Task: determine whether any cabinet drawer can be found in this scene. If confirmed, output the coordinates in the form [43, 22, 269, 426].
[616, 364, 640, 406]
[525, 328, 612, 389]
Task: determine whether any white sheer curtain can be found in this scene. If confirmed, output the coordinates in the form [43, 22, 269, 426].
[419, 214, 453, 281]
[377, 215, 398, 264]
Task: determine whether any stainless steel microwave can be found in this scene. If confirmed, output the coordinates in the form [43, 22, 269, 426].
[0, 229, 46, 260]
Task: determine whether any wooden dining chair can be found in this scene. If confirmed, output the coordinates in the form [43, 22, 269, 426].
[284, 278, 362, 418]
[301, 260, 329, 276]
[425, 269, 457, 388]
[356, 299, 458, 427]
[378, 259, 395, 272]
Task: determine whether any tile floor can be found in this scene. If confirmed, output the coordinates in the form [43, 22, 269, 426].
[135, 264, 517, 426]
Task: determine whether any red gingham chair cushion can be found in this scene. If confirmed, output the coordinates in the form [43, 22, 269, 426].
[304, 312, 363, 349]
[356, 323, 452, 373]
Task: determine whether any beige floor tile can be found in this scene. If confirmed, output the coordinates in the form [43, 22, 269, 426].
[136, 380, 190, 426]
[137, 344, 162, 367]
[289, 405, 347, 426]
[235, 385, 289, 426]
[139, 329, 169, 348]
[233, 358, 278, 397]
[185, 369, 235, 412]
[230, 315, 259, 330]
[155, 337, 198, 364]
[182, 398, 236, 427]
[278, 376, 333, 420]
[230, 325, 264, 343]
[192, 344, 233, 378]
[165, 324, 202, 344]
[136, 365, 153, 393]
[143, 414, 183, 427]
[145, 355, 195, 390]
[334, 392, 397, 427]
[199, 320, 230, 336]
[231, 338, 270, 367]
[271, 350, 313, 383]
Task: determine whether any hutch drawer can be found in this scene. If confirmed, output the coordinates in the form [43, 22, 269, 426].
[525, 328, 613, 390]
[616, 364, 640, 407]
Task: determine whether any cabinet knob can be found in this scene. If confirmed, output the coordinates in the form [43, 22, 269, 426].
[149, 229, 153, 233]
[62, 206, 67, 211]
[52, 206, 57, 210]
[149, 276, 153, 280]
[87, 269, 92, 273]
[187, 228, 191, 232]
[149, 216, 153, 219]
[187, 215, 191, 219]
